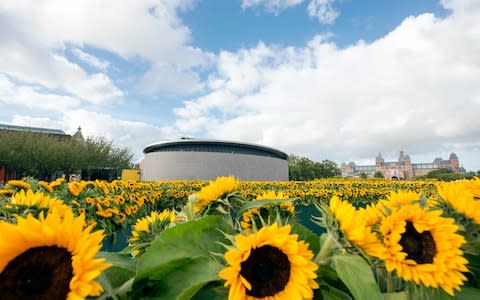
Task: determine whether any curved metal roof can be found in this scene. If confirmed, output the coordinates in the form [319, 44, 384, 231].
[0, 123, 66, 135]
[143, 139, 288, 160]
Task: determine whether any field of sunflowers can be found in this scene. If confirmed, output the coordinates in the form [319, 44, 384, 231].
[0, 176, 479, 299]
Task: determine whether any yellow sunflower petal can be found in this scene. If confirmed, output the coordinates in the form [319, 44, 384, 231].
[0, 209, 110, 300]
[219, 223, 319, 299]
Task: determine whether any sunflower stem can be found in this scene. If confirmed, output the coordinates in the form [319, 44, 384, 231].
[386, 270, 395, 293]
[0, 207, 20, 213]
[184, 202, 195, 220]
[314, 232, 337, 265]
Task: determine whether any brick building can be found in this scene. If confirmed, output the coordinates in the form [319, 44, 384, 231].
[341, 151, 464, 179]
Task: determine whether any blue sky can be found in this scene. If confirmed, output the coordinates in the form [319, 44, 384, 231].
[1, 0, 480, 171]
[182, 0, 448, 51]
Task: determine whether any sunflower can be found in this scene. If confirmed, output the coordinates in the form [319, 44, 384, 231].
[0, 208, 110, 300]
[129, 209, 176, 243]
[84, 180, 98, 189]
[129, 210, 175, 257]
[49, 178, 65, 189]
[191, 176, 237, 213]
[377, 190, 424, 212]
[467, 177, 480, 194]
[330, 196, 386, 258]
[6, 179, 31, 190]
[436, 180, 480, 224]
[358, 191, 426, 226]
[10, 189, 64, 209]
[38, 181, 53, 193]
[240, 208, 260, 231]
[380, 204, 469, 295]
[240, 191, 294, 231]
[0, 189, 14, 196]
[256, 191, 295, 214]
[358, 202, 383, 226]
[219, 223, 319, 300]
[68, 181, 86, 196]
[8, 189, 71, 217]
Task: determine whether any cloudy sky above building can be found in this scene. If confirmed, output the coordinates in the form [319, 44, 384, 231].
[1, 0, 479, 170]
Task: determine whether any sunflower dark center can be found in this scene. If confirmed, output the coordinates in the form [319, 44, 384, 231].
[239, 245, 291, 297]
[0, 246, 73, 300]
[399, 221, 437, 264]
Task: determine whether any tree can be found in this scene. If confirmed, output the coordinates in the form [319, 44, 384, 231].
[80, 137, 133, 180]
[314, 159, 342, 178]
[0, 130, 133, 181]
[425, 168, 453, 178]
[359, 172, 368, 179]
[415, 168, 474, 181]
[0, 131, 39, 177]
[288, 154, 341, 181]
[374, 171, 384, 179]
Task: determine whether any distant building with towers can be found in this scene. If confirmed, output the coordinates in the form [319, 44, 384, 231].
[341, 151, 464, 179]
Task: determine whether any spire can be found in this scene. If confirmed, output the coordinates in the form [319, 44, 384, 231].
[375, 152, 383, 166]
[399, 150, 405, 162]
[73, 125, 84, 141]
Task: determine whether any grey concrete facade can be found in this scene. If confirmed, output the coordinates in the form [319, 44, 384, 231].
[140, 151, 289, 181]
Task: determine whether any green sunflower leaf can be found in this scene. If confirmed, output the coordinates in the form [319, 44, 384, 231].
[191, 281, 228, 300]
[99, 267, 135, 295]
[97, 272, 119, 300]
[97, 251, 136, 273]
[382, 292, 408, 300]
[320, 288, 352, 300]
[331, 254, 382, 300]
[132, 216, 235, 299]
[95, 251, 136, 299]
[454, 287, 480, 300]
[291, 222, 321, 254]
[133, 257, 223, 300]
[296, 203, 328, 235]
[237, 198, 299, 215]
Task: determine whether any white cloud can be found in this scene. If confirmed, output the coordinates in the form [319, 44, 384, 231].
[242, 0, 303, 13]
[307, 0, 339, 24]
[0, 14, 122, 105]
[170, 0, 480, 170]
[241, 0, 339, 24]
[136, 45, 214, 94]
[0, 74, 81, 112]
[0, 0, 209, 97]
[138, 62, 205, 96]
[72, 48, 110, 71]
[441, 0, 480, 13]
[0, 0, 197, 61]
[8, 117, 65, 132]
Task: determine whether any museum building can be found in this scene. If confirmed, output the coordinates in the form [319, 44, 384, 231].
[341, 151, 464, 179]
[140, 138, 289, 181]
